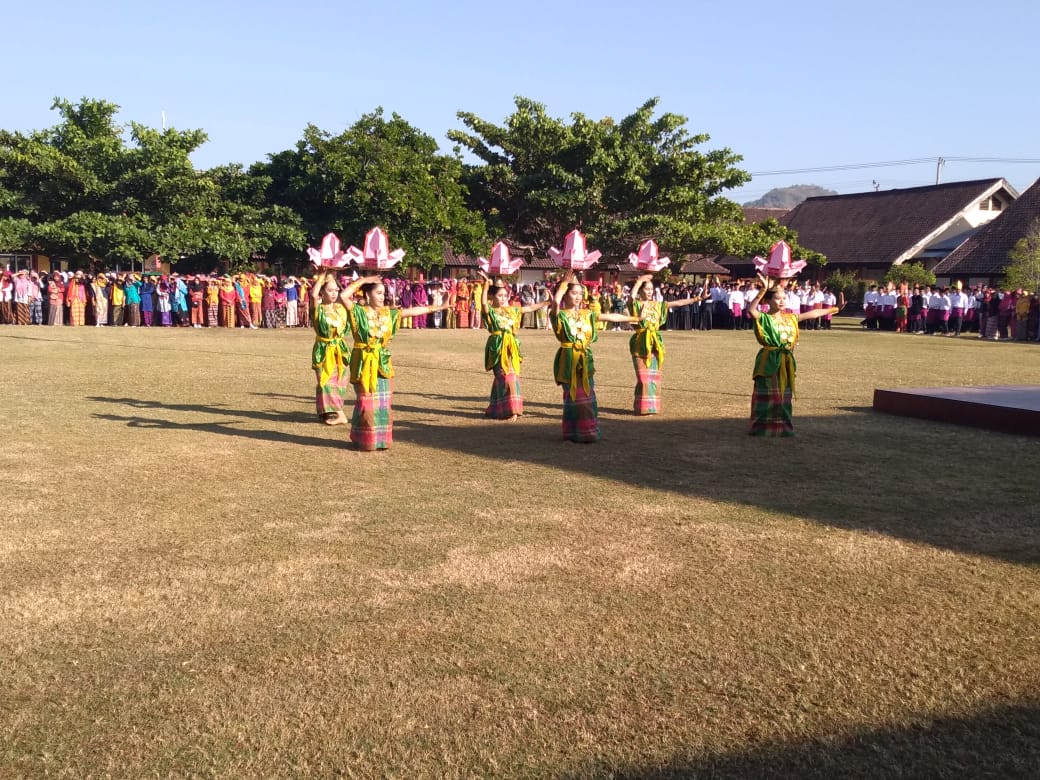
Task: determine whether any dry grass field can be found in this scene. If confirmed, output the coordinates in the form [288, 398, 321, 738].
[1, 320, 1038, 778]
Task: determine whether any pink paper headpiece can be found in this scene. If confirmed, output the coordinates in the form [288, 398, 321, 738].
[307, 233, 348, 268]
[628, 239, 670, 272]
[548, 229, 601, 271]
[754, 241, 807, 278]
[345, 227, 406, 271]
[478, 241, 524, 275]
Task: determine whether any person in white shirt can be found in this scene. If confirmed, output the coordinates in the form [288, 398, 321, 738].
[935, 288, 952, 335]
[862, 284, 880, 329]
[948, 287, 967, 336]
[701, 278, 725, 331]
[744, 284, 760, 330]
[822, 288, 839, 329]
[925, 287, 945, 334]
[785, 286, 802, 315]
[726, 284, 745, 329]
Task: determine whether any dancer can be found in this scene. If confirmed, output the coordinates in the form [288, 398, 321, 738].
[549, 270, 635, 442]
[478, 271, 549, 420]
[341, 275, 450, 451]
[310, 271, 352, 426]
[748, 275, 839, 437]
[628, 274, 709, 415]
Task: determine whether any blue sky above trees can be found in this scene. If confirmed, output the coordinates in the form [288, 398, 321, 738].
[8, 0, 1040, 202]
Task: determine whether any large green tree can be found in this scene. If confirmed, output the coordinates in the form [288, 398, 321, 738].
[256, 109, 488, 269]
[1005, 218, 1040, 292]
[884, 262, 935, 288]
[448, 96, 824, 265]
[0, 98, 304, 267]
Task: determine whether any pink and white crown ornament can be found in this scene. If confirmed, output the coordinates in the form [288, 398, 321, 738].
[345, 227, 406, 271]
[478, 241, 524, 275]
[307, 233, 349, 268]
[548, 229, 601, 271]
[628, 239, 670, 272]
[754, 240, 807, 278]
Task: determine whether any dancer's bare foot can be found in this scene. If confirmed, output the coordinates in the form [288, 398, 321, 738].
[325, 411, 347, 426]
[508, 414, 520, 422]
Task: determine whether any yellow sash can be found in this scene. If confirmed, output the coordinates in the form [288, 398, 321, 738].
[636, 326, 665, 367]
[317, 336, 344, 388]
[353, 340, 382, 394]
[756, 346, 796, 397]
[559, 341, 590, 395]
[491, 330, 521, 374]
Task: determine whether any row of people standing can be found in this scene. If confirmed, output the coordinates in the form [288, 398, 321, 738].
[0, 270, 315, 329]
[862, 284, 1040, 340]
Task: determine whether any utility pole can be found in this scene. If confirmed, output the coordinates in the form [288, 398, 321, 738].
[935, 156, 945, 185]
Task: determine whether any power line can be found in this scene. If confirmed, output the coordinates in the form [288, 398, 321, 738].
[749, 156, 1040, 177]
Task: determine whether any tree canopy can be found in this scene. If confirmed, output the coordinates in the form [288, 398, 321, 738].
[1005, 218, 1040, 292]
[255, 109, 487, 269]
[0, 98, 305, 266]
[448, 96, 823, 267]
[884, 262, 935, 287]
[2, 96, 827, 272]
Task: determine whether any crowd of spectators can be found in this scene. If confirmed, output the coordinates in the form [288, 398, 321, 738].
[0, 269, 857, 335]
[860, 283, 1040, 341]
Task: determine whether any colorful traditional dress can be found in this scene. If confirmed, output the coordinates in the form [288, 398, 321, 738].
[629, 299, 667, 415]
[312, 302, 351, 421]
[750, 312, 799, 437]
[551, 309, 600, 442]
[347, 305, 400, 451]
[483, 305, 524, 418]
[65, 278, 88, 326]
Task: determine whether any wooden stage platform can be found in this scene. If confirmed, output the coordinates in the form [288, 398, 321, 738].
[873, 385, 1040, 436]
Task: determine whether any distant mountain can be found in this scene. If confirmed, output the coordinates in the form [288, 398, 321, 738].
[744, 185, 838, 208]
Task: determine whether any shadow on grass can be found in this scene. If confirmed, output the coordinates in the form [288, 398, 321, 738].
[88, 396, 315, 425]
[391, 411, 1039, 566]
[87, 395, 1039, 565]
[91, 412, 347, 450]
[250, 392, 312, 404]
[579, 702, 1040, 779]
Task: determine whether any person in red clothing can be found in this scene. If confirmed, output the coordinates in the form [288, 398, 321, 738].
[47, 273, 65, 326]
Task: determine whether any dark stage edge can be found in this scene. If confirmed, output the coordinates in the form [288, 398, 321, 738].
[873, 385, 1040, 436]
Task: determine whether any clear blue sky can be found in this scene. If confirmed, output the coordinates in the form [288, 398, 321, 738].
[9, 0, 1040, 203]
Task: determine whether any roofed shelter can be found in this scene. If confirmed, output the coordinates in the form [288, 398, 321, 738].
[933, 177, 1040, 287]
[776, 178, 1018, 281]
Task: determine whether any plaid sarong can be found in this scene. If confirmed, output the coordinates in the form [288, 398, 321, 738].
[350, 377, 393, 451]
[749, 374, 794, 437]
[562, 378, 600, 442]
[486, 369, 523, 418]
[632, 355, 661, 415]
[316, 368, 351, 419]
[207, 303, 218, 327]
[69, 301, 85, 326]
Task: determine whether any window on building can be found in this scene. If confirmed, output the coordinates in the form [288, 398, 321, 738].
[0, 254, 32, 270]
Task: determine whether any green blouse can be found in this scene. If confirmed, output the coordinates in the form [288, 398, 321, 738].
[483, 306, 523, 373]
[347, 305, 401, 392]
[628, 299, 667, 364]
[550, 309, 598, 394]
